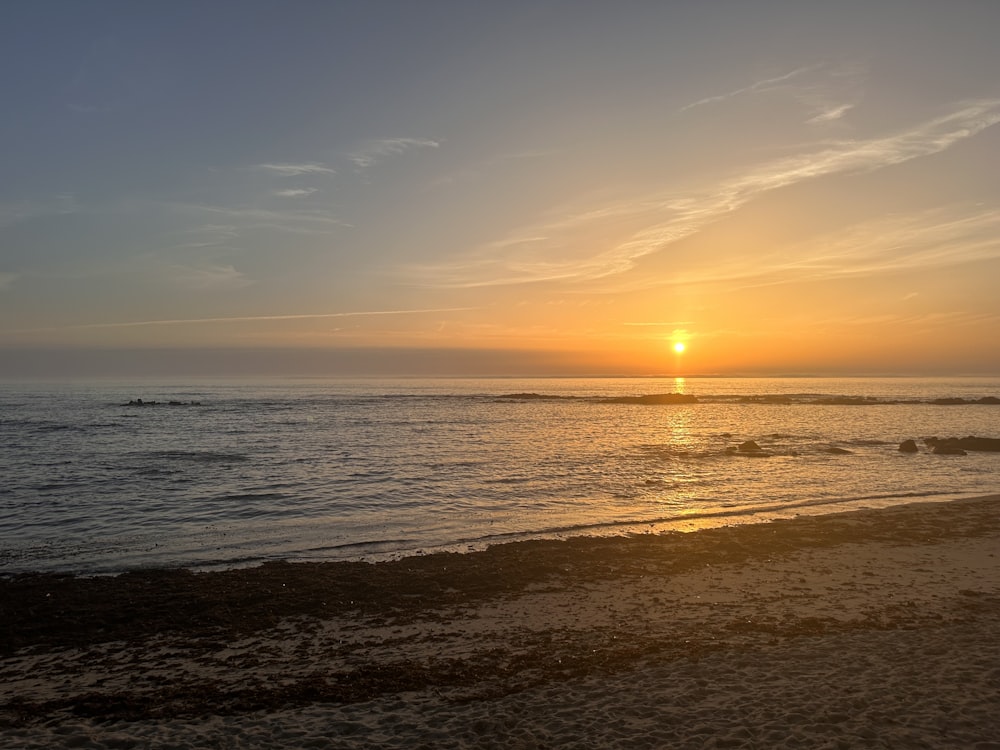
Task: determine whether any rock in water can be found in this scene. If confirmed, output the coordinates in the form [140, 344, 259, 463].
[932, 443, 968, 456]
[926, 436, 1000, 453]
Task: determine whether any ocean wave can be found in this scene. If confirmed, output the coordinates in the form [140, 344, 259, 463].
[129, 450, 250, 463]
[0, 420, 92, 434]
[455, 489, 969, 547]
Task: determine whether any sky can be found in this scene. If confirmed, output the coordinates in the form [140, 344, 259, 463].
[3, 1, 1000, 377]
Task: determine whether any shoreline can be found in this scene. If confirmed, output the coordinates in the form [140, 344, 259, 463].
[3, 493, 1000, 747]
[3, 487, 990, 578]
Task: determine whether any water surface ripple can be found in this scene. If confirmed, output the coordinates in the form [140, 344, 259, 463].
[1, 377, 998, 573]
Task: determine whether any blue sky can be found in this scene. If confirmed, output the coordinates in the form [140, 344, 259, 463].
[3, 1, 1000, 376]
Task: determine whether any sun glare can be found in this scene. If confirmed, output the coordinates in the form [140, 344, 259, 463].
[673, 341, 686, 354]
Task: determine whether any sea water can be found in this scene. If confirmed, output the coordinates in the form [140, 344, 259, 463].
[1, 376, 998, 574]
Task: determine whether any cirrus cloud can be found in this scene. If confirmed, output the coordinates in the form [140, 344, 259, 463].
[349, 138, 441, 169]
[171, 263, 254, 291]
[404, 99, 1000, 289]
[271, 188, 318, 198]
[252, 163, 335, 177]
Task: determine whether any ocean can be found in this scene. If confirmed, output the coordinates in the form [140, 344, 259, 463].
[1, 376, 998, 574]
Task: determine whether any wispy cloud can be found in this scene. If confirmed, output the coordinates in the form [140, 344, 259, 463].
[252, 163, 335, 177]
[681, 62, 865, 127]
[622, 321, 696, 328]
[178, 203, 350, 234]
[795, 62, 866, 125]
[828, 309, 1000, 333]
[271, 188, 318, 198]
[725, 99, 1000, 191]
[406, 99, 1000, 288]
[679, 66, 815, 112]
[170, 224, 240, 249]
[806, 102, 855, 124]
[171, 264, 254, 291]
[620, 206, 1000, 293]
[426, 149, 553, 189]
[23, 307, 477, 331]
[775, 208, 1000, 280]
[349, 138, 440, 169]
[0, 194, 78, 228]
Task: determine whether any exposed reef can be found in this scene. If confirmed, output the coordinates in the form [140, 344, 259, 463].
[738, 395, 794, 404]
[897, 436, 1000, 455]
[603, 393, 699, 405]
[926, 436, 1000, 454]
[496, 393, 580, 401]
[498, 393, 699, 405]
[725, 439, 774, 458]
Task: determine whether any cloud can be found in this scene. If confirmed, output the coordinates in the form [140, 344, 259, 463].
[349, 138, 441, 169]
[171, 264, 254, 291]
[775, 208, 1000, 279]
[406, 99, 1000, 289]
[271, 188, 318, 198]
[0, 272, 18, 290]
[830, 309, 1000, 333]
[170, 224, 240, 249]
[177, 203, 351, 234]
[726, 99, 1000, 192]
[623, 206, 1000, 293]
[623, 320, 696, 328]
[426, 150, 553, 189]
[679, 66, 815, 112]
[252, 163, 335, 177]
[681, 62, 865, 127]
[26, 307, 477, 331]
[0, 194, 78, 228]
[797, 62, 866, 125]
[806, 103, 855, 124]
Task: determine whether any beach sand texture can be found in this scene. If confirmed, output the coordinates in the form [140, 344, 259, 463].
[3, 495, 1000, 748]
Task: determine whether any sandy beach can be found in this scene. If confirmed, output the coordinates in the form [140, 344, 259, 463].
[3, 495, 1000, 748]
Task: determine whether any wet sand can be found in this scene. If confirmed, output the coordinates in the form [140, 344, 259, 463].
[3, 495, 1000, 748]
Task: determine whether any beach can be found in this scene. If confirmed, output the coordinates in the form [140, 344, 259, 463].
[3, 495, 1000, 748]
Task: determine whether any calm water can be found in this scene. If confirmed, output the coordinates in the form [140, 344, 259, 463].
[1, 377, 999, 574]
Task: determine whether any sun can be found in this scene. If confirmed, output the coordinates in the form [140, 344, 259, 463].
[673, 341, 686, 354]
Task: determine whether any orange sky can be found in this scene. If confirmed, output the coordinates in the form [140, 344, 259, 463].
[3, 3, 1000, 376]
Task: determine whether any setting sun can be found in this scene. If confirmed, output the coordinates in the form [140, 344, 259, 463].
[3, 3, 1000, 382]
[4, 4, 1000, 745]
